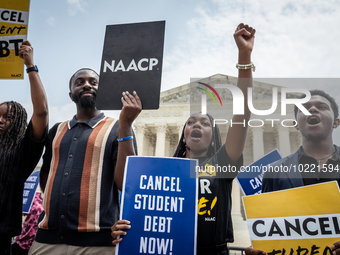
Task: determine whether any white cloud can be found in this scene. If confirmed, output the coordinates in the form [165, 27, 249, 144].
[46, 16, 56, 26]
[66, 0, 87, 16]
[159, 0, 340, 146]
[161, 0, 340, 92]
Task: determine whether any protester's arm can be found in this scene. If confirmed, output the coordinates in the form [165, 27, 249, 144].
[245, 246, 266, 255]
[40, 133, 52, 192]
[111, 220, 131, 245]
[39, 124, 59, 192]
[114, 91, 142, 191]
[19, 41, 48, 141]
[40, 172, 48, 193]
[225, 23, 255, 164]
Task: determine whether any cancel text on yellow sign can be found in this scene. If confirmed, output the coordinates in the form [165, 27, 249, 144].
[243, 182, 340, 255]
[0, 0, 30, 79]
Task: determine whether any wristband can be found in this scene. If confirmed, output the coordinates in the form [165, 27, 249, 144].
[26, 65, 39, 73]
[117, 136, 133, 142]
[236, 62, 255, 72]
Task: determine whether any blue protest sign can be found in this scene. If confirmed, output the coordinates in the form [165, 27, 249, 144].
[22, 170, 40, 213]
[117, 156, 198, 255]
[236, 149, 282, 196]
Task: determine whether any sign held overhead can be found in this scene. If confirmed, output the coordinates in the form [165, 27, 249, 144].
[0, 0, 30, 79]
[97, 21, 165, 110]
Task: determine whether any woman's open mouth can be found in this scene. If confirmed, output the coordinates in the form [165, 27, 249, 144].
[191, 130, 202, 141]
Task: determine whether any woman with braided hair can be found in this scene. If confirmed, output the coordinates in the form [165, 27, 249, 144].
[111, 23, 256, 255]
[0, 101, 28, 210]
[0, 41, 48, 255]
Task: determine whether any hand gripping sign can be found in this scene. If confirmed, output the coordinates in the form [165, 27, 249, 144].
[243, 181, 340, 255]
[0, 0, 30, 79]
[117, 156, 198, 255]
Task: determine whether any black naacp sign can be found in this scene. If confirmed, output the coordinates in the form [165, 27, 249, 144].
[96, 21, 165, 110]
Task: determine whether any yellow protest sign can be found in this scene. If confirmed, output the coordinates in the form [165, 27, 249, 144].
[0, 0, 30, 79]
[243, 181, 340, 255]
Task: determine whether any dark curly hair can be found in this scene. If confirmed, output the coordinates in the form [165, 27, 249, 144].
[173, 113, 222, 159]
[294, 90, 339, 119]
[0, 101, 27, 213]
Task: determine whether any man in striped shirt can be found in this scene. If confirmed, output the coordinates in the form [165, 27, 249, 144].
[29, 68, 142, 255]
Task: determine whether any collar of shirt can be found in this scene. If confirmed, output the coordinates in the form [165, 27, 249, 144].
[297, 145, 340, 164]
[68, 112, 106, 129]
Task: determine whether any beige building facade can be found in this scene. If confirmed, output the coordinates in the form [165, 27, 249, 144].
[133, 74, 302, 247]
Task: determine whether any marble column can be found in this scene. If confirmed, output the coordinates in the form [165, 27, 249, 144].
[165, 131, 172, 157]
[231, 179, 243, 218]
[251, 126, 265, 161]
[170, 135, 177, 157]
[276, 124, 291, 157]
[148, 134, 156, 156]
[155, 124, 167, 157]
[134, 124, 145, 156]
[143, 132, 151, 156]
[177, 123, 183, 144]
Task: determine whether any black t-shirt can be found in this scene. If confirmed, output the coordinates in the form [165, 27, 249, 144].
[298, 146, 340, 186]
[196, 145, 243, 248]
[0, 121, 47, 236]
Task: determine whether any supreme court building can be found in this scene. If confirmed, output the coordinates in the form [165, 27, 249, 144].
[133, 74, 302, 247]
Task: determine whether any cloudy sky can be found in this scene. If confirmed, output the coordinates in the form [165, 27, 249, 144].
[2, 0, 340, 142]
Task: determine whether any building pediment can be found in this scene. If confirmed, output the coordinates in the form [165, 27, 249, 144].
[160, 74, 301, 104]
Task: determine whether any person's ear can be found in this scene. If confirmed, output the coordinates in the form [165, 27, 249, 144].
[69, 91, 73, 101]
[333, 118, 340, 129]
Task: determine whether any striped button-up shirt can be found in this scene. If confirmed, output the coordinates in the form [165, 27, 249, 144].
[36, 113, 136, 246]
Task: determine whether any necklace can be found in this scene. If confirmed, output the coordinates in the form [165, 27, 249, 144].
[315, 147, 336, 167]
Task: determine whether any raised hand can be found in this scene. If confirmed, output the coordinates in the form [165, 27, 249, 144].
[115, 91, 142, 191]
[233, 23, 256, 54]
[120, 91, 142, 126]
[18, 40, 34, 68]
